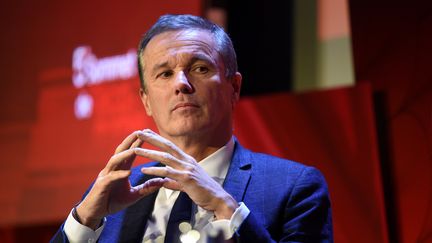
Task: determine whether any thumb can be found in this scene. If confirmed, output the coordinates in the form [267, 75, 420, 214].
[132, 177, 167, 197]
[160, 178, 181, 191]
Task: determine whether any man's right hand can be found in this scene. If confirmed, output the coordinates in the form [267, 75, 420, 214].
[75, 131, 168, 230]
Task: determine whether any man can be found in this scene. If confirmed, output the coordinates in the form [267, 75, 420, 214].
[52, 14, 332, 242]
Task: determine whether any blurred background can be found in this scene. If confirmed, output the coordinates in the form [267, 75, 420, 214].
[0, 0, 430, 242]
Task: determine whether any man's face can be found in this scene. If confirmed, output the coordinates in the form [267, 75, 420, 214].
[140, 29, 241, 140]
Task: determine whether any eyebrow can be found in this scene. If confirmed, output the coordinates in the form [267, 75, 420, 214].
[187, 53, 217, 67]
[150, 53, 217, 76]
[150, 62, 170, 76]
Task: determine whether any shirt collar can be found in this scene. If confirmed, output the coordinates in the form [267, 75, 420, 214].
[198, 136, 234, 180]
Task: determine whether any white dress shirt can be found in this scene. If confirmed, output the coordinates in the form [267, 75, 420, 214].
[64, 137, 250, 243]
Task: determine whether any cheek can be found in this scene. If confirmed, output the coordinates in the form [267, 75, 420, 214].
[147, 92, 168, 118]
[206, 88, 232, 111]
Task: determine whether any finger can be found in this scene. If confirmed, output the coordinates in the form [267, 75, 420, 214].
[131, 177, 169, 196]
[104, 149, 136, 173]
[98, 170, 131, 187]
[130, 137, 144, 149]
[141, 166, 183, 181]
[114, 131, 142, 154]
[137, 172, 181, 191]
[161, 178, 181, 191]
[137, 129, 186, 159]
[134, 148, 185, 169]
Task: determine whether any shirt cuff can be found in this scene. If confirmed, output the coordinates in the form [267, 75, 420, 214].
[63, 209, 106, 243]
[206, 202, 250, 240]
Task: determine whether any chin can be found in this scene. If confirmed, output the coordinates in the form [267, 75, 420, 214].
[168, 122, 207, 137]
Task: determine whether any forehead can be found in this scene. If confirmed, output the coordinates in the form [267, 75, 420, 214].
[141, 29, 219, 66]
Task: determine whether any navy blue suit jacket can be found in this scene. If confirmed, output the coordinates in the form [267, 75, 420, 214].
[52, 141, 333, 242]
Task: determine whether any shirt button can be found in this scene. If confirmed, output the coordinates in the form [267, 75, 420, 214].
[88, 238, 95, 243]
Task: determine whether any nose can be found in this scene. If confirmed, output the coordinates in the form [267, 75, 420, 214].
[174, 71, 194, 94]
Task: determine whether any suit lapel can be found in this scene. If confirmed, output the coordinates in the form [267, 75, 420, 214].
[223, 141, 252, 202]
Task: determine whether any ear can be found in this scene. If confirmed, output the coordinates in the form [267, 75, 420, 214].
[140, 88, 152, 116]
[231, 72, 242, 104]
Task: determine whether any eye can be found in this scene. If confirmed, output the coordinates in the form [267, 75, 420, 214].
[157, 70, 173, 79]
[192, 65, 209, 74]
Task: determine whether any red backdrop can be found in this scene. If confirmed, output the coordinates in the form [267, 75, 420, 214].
[350, 1, 432, 242]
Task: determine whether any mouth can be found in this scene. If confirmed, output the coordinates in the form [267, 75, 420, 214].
[172, 102, 200, 111]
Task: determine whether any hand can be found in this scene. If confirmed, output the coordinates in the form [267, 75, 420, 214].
[135, 129, 238, 220]
[76, 131, 170, 230]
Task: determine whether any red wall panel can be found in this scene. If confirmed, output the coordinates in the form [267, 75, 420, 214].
[350, 1, 432, 242]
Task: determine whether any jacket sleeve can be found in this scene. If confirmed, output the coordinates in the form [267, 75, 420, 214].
[50, 223, 70, 243]
[50, 184, 95, 243]
[234, 167, 333, 243]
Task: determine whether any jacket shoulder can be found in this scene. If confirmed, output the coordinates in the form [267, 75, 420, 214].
[234, 143, 328, 189]
[235, 143, 312, 175]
